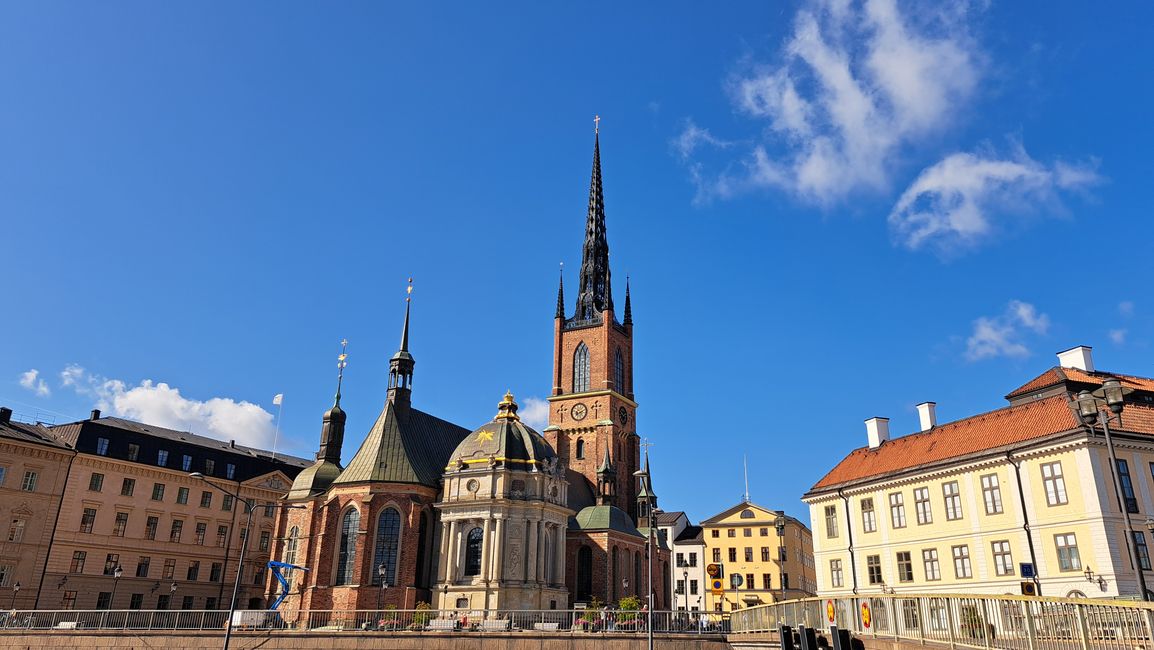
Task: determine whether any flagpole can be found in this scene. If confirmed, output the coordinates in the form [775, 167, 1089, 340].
[271, 395, 284, 462]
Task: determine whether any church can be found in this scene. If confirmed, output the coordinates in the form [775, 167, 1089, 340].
[272, 127, 670, 612]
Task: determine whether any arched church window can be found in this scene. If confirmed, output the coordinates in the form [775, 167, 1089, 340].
[415, 511, 430, 588]
[284, 526, 299, 566]
[577, 545, 593, 601]
[634, 550, 642, 598]
[335, 508, 359, 585]
[573, 343, 590, 393]
[576, 439, 585, 459]
[464, 527, 484, 576]
[611, 547, 619, 601]
[615, 348, 625, 393]
[373, 507, 401, 586]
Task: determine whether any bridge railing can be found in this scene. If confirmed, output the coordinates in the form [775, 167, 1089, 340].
[731, 594, 1154, 650]
[0, 608, 720, 634]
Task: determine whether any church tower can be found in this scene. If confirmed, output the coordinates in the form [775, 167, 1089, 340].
[544, 124, 640, 521]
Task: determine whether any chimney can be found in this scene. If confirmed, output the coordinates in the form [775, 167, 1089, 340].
[1057, 346, 1094, 372]
[0, 407, 11, 424]
[916, 402, 937, 431]
[89, 409, 101, 421]
[865, 417, 890, 449]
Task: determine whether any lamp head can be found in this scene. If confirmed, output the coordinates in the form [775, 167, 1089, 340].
[12, 582, 19, 593]
[1146, 517, 1154, 534]
[170, 582, 178, 593]
[1075, 391, 1101, 425]
[1095, 378, 1130, 414]
[189, 472, 205, 480]
[114, 566, 123, 579]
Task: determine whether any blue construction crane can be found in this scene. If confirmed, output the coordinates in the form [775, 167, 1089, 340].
[267, 560, 309, 611]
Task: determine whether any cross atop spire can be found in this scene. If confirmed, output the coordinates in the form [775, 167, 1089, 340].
[574, 128, 612, 320]
[334, 338, 348, 407]
[594, 114, 600, 134]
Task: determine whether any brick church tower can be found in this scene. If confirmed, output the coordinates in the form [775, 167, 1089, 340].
[544, 127, 640, 522]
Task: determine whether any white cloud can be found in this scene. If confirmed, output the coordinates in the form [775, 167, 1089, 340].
[57, 365, 275, 448]
[690, 0, 979, 204]
[1109, 329, 1127, 345]
[520, 396, 550, 431]
[889, 145, 1100, 252]
[672, 120, 732, 160]
[965, 300, 1050, 361]
[19, 369, 50, 397]
[1119, 301, 1135, 317]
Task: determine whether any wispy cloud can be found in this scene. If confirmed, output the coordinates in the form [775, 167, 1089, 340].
[1109, 329, 1127, 345]
[672, 120, 733, 161]
[889, 144, 1100, 253]
[520, 396, 550, 431]
[19, 369, 50, 397]
[686, 0, 979, 204]
[56, 365, 276, 448]
[965, 300, 1050, 361]
[1119, 301, 1135, 317]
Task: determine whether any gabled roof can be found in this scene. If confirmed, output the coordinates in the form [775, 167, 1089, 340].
[1006, 367, 1154, 400]
[333, 400, 470, 487]
[700, 501, 800, 527]
[674, 525, 704, 544]
[655, 510, 686, 526]
[0, 417, 71, 450]
[75, 416, 311, 467]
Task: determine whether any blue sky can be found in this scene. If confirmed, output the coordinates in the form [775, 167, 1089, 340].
[2, 1, 1152, 526]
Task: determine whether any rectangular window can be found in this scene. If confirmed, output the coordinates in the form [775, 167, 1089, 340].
[80, 508, 97, 533]
[210, 562, 223, 582]
[156, 594, 170, 610]
[743, 528, 752, 537]
[205, 597, 217, 610]
[760, 527, 768, 536]
[181, 595, 194, 610]
[923, 549, 941, 581]
[96, 592, 112, 610]
[712, 548, 720, 562]
[824, 505, 838, 538]
[981, 474, 1003, 514]
[7, 519, 25, 543]
[200, 491, 212, 508]
[157, 450, 169, 467]
[163, 559, 176, 580]
[676, 579, 685, 594]
[263, 503, 275, 518]
[176, 487, 189, 505]
[761, 547, 770, 562]
[103, 553, 120, 575]
[187, 561, 200, 581]
[70, 551, 87, 573]
[112, 512, 129, 537]
[728, 548, 737, 562]
[226, 463, 236, 480]
[896, 551, 914, 582]
[830, 559, 844, 588]
[169, 520, 183, 543]
[21, 471, 37, 492]
[259, 531, 271, 552]
[195, 522, 207, 545]
[689, 579, 698, 595]
[1136, 532, 1152, 571]
[1056, 533, 1081, 570]
[861, 498, 877, 532]
[943, 481, 963, 520]
[762, 573, 772, 590]
[1118, 460, 1139, 513]
[217, 525, 229, 548]
[952, 545, 972, 578]
[992, 540, 1014, 576]
[222, 495, 233, 512]
[889, 492, 906, 528]
[152, 483, 165, 501]
[89, 473, 104, 492]
[866, 555, 882, 585]
[204, 459, 215, 475]
[121, 478, 135, 496]
[136, 556, 150, 578]
[746, 573, 754, 589]
[62, 591, 77, 610]
[144, 516, 158, 540]
[182, 455, 192, 471]
[914, 487, 932, 525]
[744, 547, 753, 562]
[676, 552, 684, 567]
[129, 593, 144, 610]
[1042, 462, 1068, 506]
[127, 443, 140, 462]
[96, 437, 109, 456]
[688, 552, 697, 567]
[0, 467, 6, 485]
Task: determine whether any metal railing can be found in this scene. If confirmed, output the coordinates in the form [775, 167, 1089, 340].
[0, 608, 725, 635]
[731, 594, 1154, 650]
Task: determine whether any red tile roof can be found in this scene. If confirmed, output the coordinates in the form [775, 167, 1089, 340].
[1006, 367, 1154, 399]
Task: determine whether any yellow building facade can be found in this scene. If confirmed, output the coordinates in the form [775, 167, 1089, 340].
[701, 501, 815, 613]
[806, 347, 1154, 599]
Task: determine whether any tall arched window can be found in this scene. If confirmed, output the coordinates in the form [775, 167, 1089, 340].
[373, 507, 401, 586]
[335, 508, 359, 585]
[576, 438, 585, 459]
[614, 348, 625, 393]
[464, 527, 484, 576]
[415, 511, 430, 588]
[611, 547, 618, 601]
[573, 343, 590, 393]
[634, 550, 642, 597]
[284, 526, 299, 566]
[577, 545, 593, 600]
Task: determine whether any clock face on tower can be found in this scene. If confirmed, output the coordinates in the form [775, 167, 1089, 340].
[571, 403, 588, 421]
[618, 406, 629, 425]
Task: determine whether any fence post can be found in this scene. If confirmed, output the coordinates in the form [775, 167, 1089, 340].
[890, 597, 899, 641]
[1023, 599, 1037, 650]
[980, 599, 992, 650]
[1075, 603, 1091, 650]
[917, 597, 926, 645]
[945, 598, 957, 650]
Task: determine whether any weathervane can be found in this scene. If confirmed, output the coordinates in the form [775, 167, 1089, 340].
[335, 339, 349, 405]
[594, 114, 600, 134]
[406, 277, 413, 301]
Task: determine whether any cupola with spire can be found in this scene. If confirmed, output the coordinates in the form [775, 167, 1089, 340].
[596, 443, 616, 505]
[286, 341, 350, 500]
[388, 278, 415, 411]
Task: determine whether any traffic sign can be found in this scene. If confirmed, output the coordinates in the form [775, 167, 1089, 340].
[706, 563, 723, 578]
[710, 578, 724, 594]
[730, 573, 743, 589]
[1020, 563, 1035, 578]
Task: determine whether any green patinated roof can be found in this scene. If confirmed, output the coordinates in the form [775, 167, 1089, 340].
[286, 460, 342, 500]
[332, 400, 470, 487]
[571, 505, 643, 537]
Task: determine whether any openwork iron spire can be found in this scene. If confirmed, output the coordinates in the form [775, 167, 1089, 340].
[623, 275, 632, 326]
[555, 264, 565, 319]
[575, 126, 612, 320]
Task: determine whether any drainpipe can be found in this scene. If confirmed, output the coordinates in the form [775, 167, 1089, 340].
[1008, 452, 1042, 596]
[838, 489, 859, 595]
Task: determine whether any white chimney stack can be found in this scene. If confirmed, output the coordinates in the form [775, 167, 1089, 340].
[1057, 346, 1094, 372]
[916, 402, 937, 431]
[865, 417, 890, 450]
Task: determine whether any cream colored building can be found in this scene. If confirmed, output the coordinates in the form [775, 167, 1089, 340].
[701, 501, 815, 613]
[806, 346, 1154, 599]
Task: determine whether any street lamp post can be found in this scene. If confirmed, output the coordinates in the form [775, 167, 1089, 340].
[10, 582, 20, 609]
[111, 566, 123, 607]
[633, 468, 654, 650]
[1075, 380, 1149, 600]
[775, 515, 786, 603]
[191, 472, 303, 650]
[376, 563, 389, 627]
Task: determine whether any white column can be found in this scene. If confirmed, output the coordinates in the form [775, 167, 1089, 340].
[436, 520, 451, 583]
[555, 521, 566, 587]
[492, 517, 506, 584]
[527, 517, 539, 582]
[481, 518, 493, 581]
[447, 519, 460, 582]
[536, 520, 546, 584]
